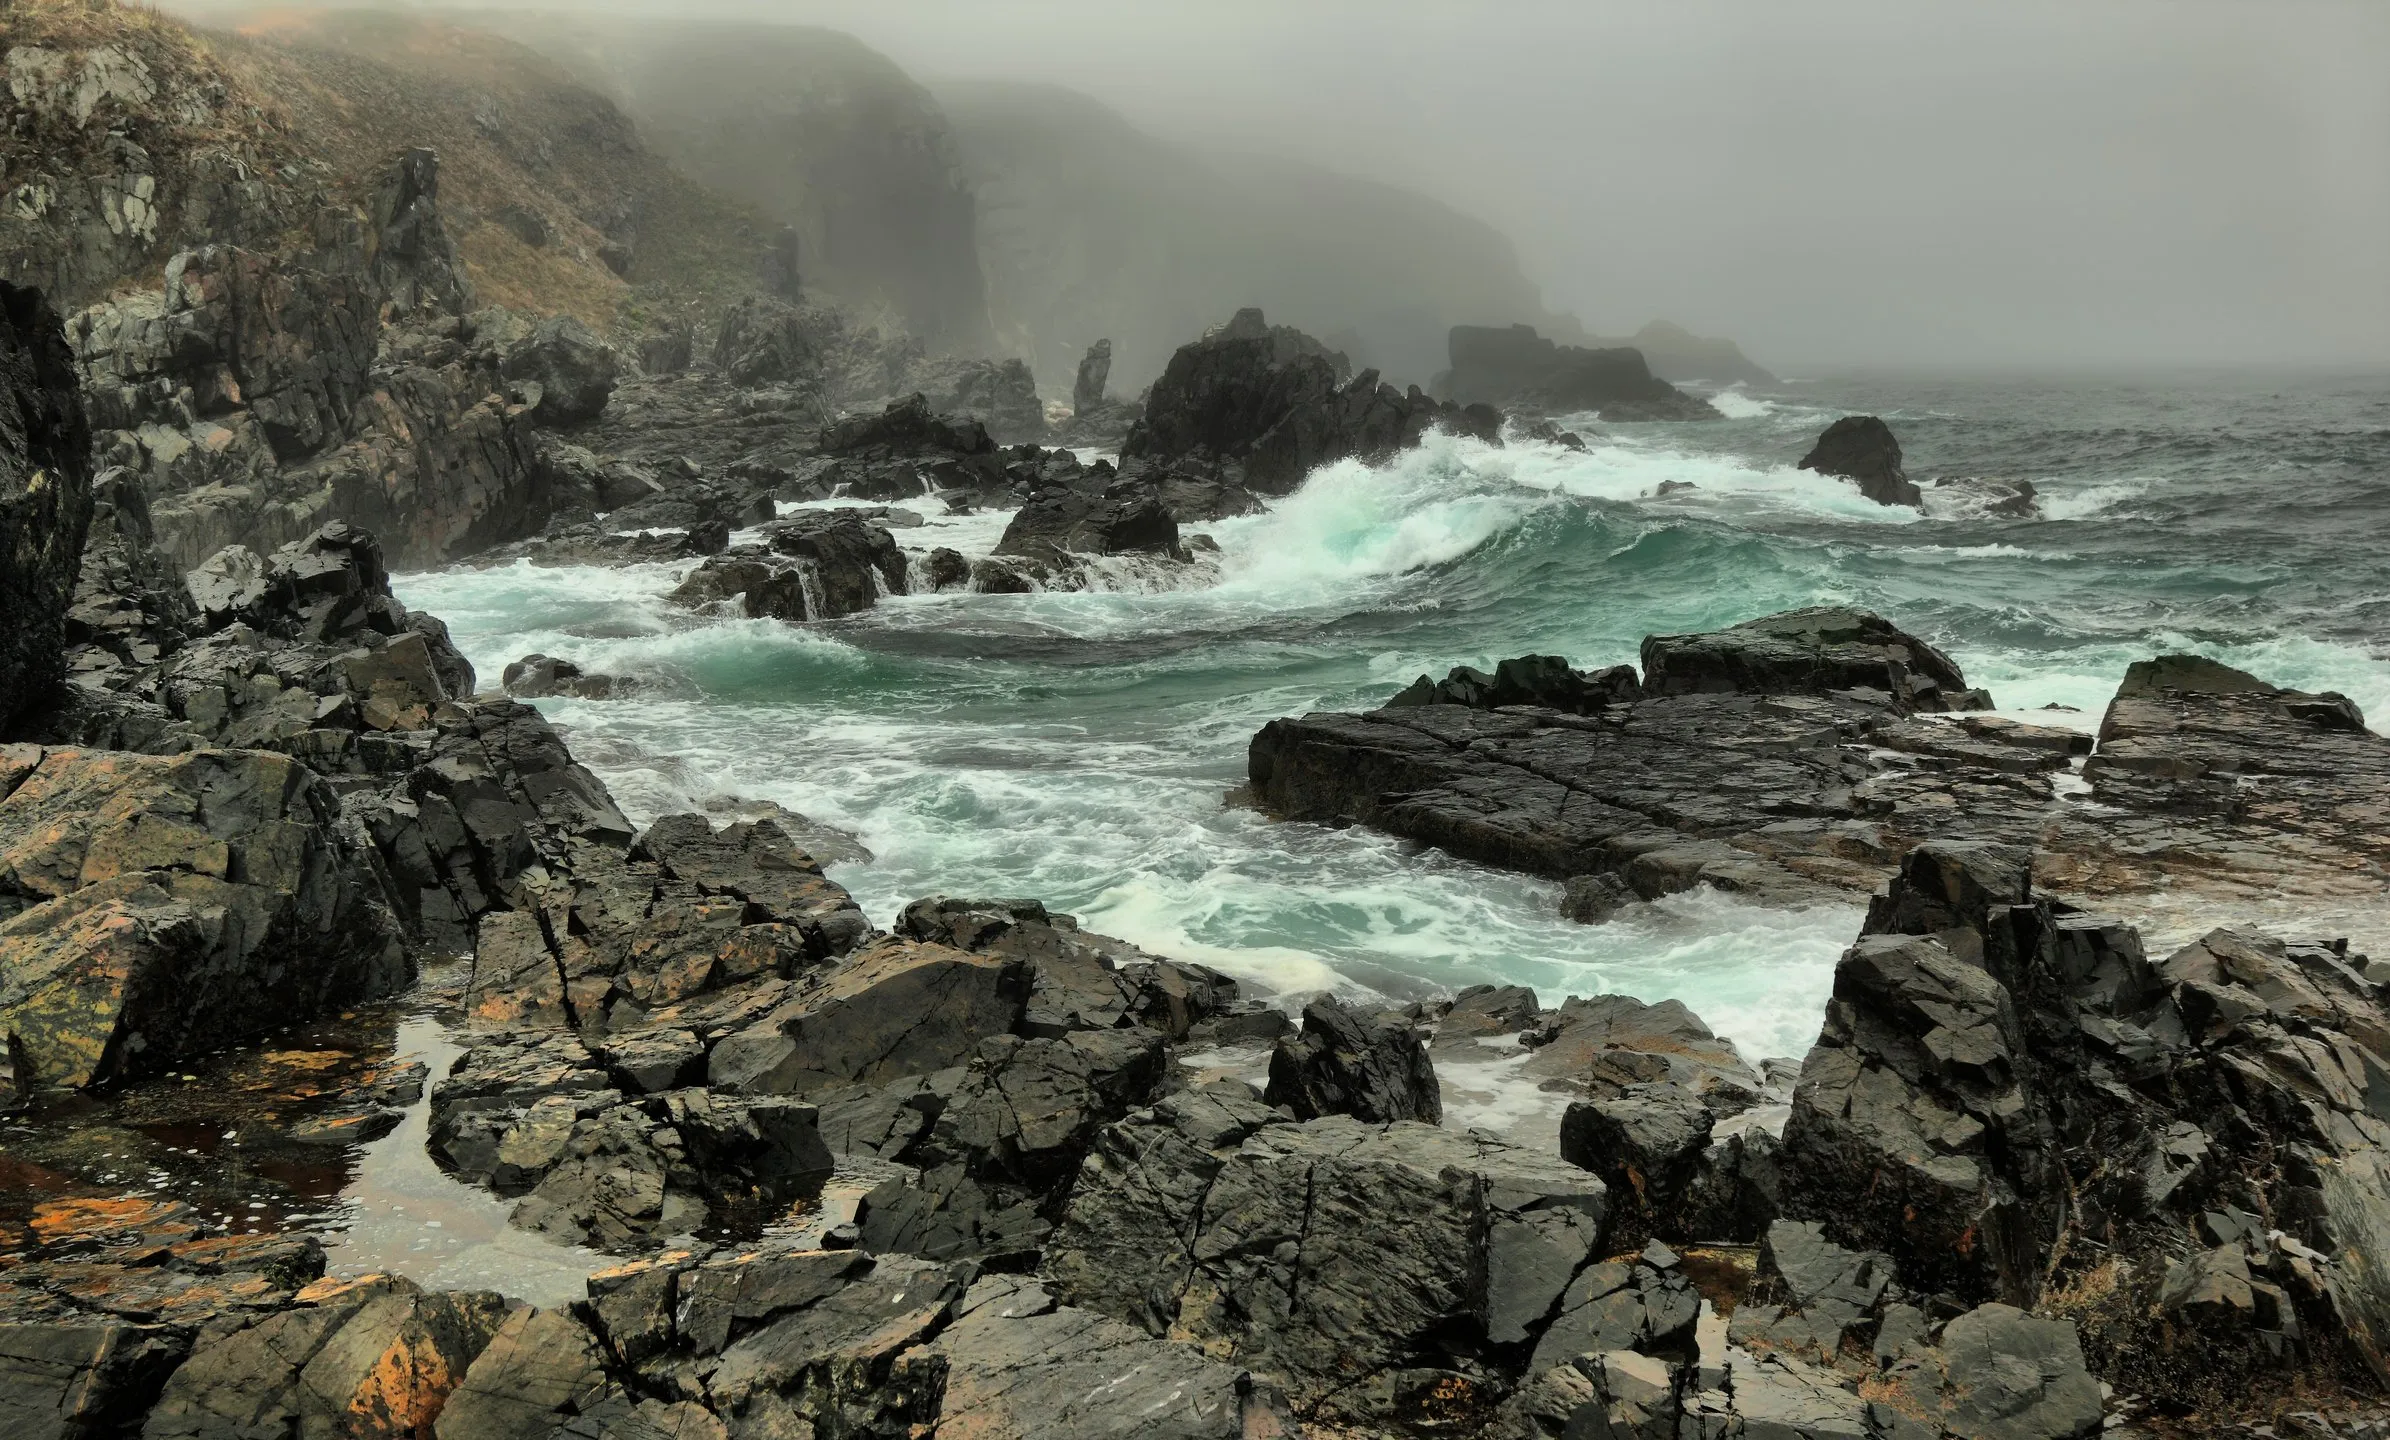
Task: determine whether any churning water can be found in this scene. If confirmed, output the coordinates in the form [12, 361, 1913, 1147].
[397, 370, 2390, 1071]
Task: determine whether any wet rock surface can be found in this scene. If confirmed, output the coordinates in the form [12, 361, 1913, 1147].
[1250, 604, 2390, 920]
[1120, 306, 1503, 497]
[1800, 413, 1922, 507]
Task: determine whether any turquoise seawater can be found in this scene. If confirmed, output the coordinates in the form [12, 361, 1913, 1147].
[394, 371, 2390, 1075]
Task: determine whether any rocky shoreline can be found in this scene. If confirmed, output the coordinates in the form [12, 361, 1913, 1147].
[6, 8, 2390, 1436]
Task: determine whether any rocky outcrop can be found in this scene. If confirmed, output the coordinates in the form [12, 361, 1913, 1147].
[669, 508, 907, 623]
[1264, 994, 1442, 1123]
[1588, 319, 1777, 387]
[0, 281, 96, 735]
[1251, 610, 2390, 927]
[0, 745, 410, 1091]
[1641, 606, 1988, 712]
[1046, 1101, 1607, 1428]
[908, 355, 1045, 443]
[60, 148, 582, 571]
[989, 477, 1179, 570]
[1440, 323, 1721, 421]
[1120, 307, 1503, 496]
[500, 653, 633, 700]
[1070, 338, 1111, 414]
[1799, 414, 1923, 507]
[496, 314, 618, 427]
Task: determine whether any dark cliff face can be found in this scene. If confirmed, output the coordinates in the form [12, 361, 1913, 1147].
[503, 19, 993, 355]
[0, 281, 95, 734]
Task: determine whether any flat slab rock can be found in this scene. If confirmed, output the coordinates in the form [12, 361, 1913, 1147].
[1249, 636, 2390, 920]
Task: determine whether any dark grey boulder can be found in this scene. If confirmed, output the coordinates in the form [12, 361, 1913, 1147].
[500, 315, 619, 426]
[1265, 993, 1442, 1123]
[1798, 414, 1922, 508]
[921, 1275, 1294, 1439]
[1045, 1106, 1604, 1423]
[1640, 606, 1985, 712]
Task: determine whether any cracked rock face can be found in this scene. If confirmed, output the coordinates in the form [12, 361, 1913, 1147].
[0, 281, 97, 736]
[1250, 607, 2390, 924]
[1045, 1101, 1606, 1427]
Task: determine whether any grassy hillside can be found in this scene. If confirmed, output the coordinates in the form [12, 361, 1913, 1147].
[192, 6, 784, 337]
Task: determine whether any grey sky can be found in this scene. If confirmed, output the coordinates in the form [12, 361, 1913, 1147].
[475, 0, 2390, 369]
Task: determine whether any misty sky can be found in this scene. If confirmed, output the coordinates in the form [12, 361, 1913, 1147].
[475, 0, 2388, 370]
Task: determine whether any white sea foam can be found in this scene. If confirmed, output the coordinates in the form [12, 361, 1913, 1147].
[386, 399, 2376, 1085]
[1705, 386, 1775, 420]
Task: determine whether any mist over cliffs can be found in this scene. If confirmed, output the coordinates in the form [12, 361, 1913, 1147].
[475, 16, 994, 353]
[939, 80, 1564, 394]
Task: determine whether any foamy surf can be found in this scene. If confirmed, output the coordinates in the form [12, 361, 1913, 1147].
[391, 372, 2388, 1084]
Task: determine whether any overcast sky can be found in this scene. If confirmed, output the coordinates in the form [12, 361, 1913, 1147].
[469, 0, 2389, 370]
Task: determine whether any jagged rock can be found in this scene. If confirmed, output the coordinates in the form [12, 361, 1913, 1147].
[1526, 1243, 1702, 1374]
[1640, 606, 1986, 712]
[1798, 415, 1921, 508]
[1441, 323, 1720, 420]
[819, 391, 994, 459]
[912, 356, 1045, 444]
[711, 294, 825, 390]
[1120, 307, 1500, 495]
[501, 653, 628, 700]
[0, 1318, 188, 1440]
[920, 1275, 1294, 1439]
[1525, 993, 1765, 1108]
[432, 1306, 614, 1440]
[991, 478, 1179, 567]
[1429, 982, 1542, 1058]
[629, 812, 867, 950]
[369, 148, 473, 318]
[1870, 1303, 2104, 1440]
[1265, 994, 1441, 1123]
[1045, 1104, 1605, 1423]
[1385, 653, 1642, 714]
[143, 1274, 511, 1440]
[709, 938, 1030, 1097]
[0, 746, 409, 1091]
[1250, 607, 2072, 910]
[60, 469, 195, 695]
[1069, 339, 1111, 414]
[1725, 1221, 1897, 1365]
[1778, 929, 2049, 1305]
[892, 896, 1239, 1041]
[499, 314, 618, 426]
[668, 509, 903, 624]
[0, 281, 98, 735]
